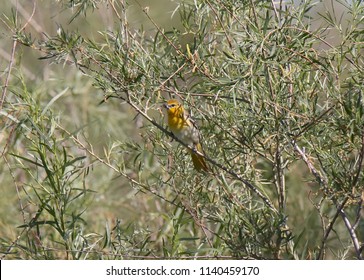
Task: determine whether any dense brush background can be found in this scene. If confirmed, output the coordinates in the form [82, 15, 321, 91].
[0, 0, 363, 259]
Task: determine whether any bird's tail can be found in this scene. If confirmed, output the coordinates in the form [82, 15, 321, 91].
[190, 143, 209, 172]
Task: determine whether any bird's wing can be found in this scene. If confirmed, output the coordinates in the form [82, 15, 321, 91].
[184, 110, 203, 146]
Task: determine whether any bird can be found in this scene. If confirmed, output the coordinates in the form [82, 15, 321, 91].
[163, 99, 209, 172]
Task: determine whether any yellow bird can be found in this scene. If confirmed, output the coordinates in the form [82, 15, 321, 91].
[163, 99, 209, 172]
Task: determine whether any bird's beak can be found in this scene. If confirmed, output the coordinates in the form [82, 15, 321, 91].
[163, 103, 169, 109]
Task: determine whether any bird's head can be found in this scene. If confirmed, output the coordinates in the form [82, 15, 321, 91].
[163, 99, 184, 116]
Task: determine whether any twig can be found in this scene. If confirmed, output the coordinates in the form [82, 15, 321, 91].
[182, 203, 214, 248]
[276, 148, 286, 211]
[293, 139, 363, 259]
[4, 156, 27, 224]
[248, 0, 258, 26]
[0, 156, 28, 260]
[0, 40, 17, 110]
[317, 197, 348, 260]
[292, 139, 328, 186]
[205, 0, 233, 48]
[0, 48, 36, 80]
[136, 0, 219, 84]
[353, 196, 363, 231]
[353, 129, 364, 187]
[1, 0, 37, 109]
[339, 207, 362, 259]
[0, 227, 27, 260]
[271, 0, 280, 22]
[12, 0, 42, 33]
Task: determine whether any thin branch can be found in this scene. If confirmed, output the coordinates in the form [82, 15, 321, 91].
[293, 139, 362, 259]
[1, 1, 37, 109]
[317, 197, 348, 260]
[0, 48, 36, 80]
[271, 0, 280, 22]
[274, 143, 286, 211]
[338, 207, 362, 259]
[136, 0, 218, 84]
[0, 39, 17, 110]
[291, 139, 328, 186]
[0, 156, 28, 260]
[0, 227, 27, 260]
[12, 0, 41, 33]
[352, 129, 364, 187]
[205, 0, 233, 48]
[182, 203, 214, 248]
[248, 0, 258, 26]
[353, 196, 363, 231]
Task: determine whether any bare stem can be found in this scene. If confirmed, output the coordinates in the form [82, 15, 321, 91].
[293, 139, 363, 259]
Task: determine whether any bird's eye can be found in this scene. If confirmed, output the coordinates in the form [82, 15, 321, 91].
[170, 104, 175, 107]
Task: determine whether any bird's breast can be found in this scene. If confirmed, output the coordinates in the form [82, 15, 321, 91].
[168, 116, 197, 146]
